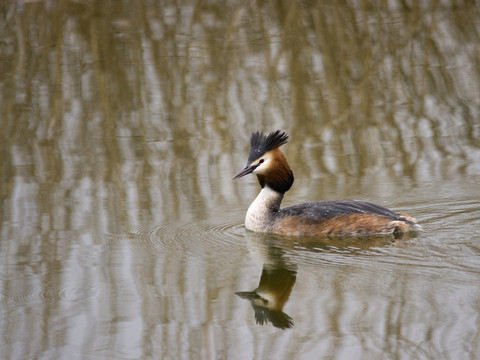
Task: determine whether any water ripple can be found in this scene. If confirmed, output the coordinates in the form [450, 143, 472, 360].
[101, 217, 247, 263]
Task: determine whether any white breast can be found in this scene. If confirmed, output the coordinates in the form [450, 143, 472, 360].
[245, 186, 283, 232]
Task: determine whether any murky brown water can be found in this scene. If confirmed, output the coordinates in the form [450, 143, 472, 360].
[1, 1, 480, 359]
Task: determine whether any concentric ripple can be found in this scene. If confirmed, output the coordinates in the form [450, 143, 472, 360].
[128, 217, 248, 261]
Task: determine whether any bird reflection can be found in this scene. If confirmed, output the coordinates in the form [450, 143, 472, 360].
[236, 238, 297, 329]
[236, 231, 415, 329]
[236, 264, 296, 329]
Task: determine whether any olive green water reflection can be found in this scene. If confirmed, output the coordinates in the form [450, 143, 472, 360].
[1, 1, 480, 359]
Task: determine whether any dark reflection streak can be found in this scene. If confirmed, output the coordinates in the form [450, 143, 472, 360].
[383, 271, 434, 358]
[90, 3, 128, 233]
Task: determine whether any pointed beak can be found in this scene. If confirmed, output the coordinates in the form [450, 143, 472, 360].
[233, 164, 257, 179]
[235, 291, 262, 300]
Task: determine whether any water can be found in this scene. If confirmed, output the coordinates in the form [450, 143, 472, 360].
[1, 1, 480, 359]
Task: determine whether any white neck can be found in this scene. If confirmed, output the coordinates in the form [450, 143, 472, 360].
[245, 186, 284, 232]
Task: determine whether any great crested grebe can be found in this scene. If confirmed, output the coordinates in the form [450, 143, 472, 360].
[233, 130, 421, 237]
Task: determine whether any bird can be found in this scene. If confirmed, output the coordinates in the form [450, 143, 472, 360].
[233, 130, 421, 237]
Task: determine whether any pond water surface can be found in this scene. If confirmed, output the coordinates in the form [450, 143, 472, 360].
[1, 1, 480, 360]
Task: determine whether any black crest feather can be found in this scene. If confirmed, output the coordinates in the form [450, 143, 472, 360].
[248, 130, 289, 163]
